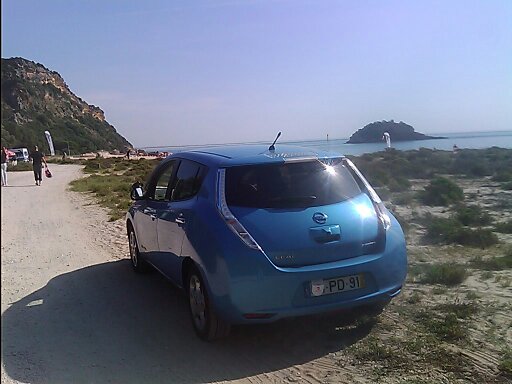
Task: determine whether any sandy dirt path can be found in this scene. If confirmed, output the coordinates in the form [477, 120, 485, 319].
[1, 165, 376, 384]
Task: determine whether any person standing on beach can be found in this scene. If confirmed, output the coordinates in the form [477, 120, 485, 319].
[30, 146, 48, 186]
[1, 146, 9, 186]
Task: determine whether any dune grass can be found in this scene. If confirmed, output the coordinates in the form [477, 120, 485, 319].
[470, 250, 512, 271]
[495, 220, 512, 234]
[500, 349, 512, 378]
[5, 162, 33, 171]
[410, 263, 468, 286]
[63, 149, 512, 382]
[69, 158, 159, 221]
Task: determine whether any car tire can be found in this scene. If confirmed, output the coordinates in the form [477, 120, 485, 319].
[187, 266, 231, 341]
[128, 225, 151, 273]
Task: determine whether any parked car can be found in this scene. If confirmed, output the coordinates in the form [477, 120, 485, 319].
[126, 145, 407, 340]
[10, 148, 29, 162]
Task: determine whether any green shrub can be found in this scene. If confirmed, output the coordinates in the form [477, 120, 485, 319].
[415, 311, 468, 341]
[450, 151, 493, 177]
[419, 263, 468, 286]
[502, 181, 512, 190]
[387, 176, 411, 192]
[424, 217, 462, 243]
[392, 191, 415, 206]
[492, 171, 512, 182]
[70, 158, 158, 220]
[46, 157, 79, 164]
[6, 162, 32, 172]
[424, 217, 498, 248]
[454, 227, 498, 248]
[470, 252, 512, 271]
[454, 204, 492, 226]
[419, 177, 464, 206]
[352, 337, 393, 361]
[495, 220, 512, 234]
[500, 349, 512, 378]
[494, 197, 512, 209]
[434, 302, 479, 319]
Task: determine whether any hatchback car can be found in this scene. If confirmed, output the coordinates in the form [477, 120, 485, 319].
[126, 145, 407, 340]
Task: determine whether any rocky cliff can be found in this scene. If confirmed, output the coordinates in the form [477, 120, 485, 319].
[1, 57, 131, 153]
[347, 120, 443, 144]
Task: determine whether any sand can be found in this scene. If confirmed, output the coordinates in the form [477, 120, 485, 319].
[2, 165, 510, 383]
[0, 165, 371, 384]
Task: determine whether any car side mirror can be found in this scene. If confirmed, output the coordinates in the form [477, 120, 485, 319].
[130, 182, 145, 200]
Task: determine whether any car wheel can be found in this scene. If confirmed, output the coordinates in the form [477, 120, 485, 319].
[128, 226, 150, 273]
[187, 266, 230, 341]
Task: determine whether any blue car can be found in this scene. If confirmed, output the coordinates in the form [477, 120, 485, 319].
[126, 144, 407, 340]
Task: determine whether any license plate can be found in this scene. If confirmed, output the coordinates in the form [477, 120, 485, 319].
[311, 274, 365, 297]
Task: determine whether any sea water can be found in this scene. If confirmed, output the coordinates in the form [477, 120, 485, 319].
[284, 130, 512, 156]
[154, 130, 512, 156]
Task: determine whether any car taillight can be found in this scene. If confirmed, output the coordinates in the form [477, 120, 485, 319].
[345, 159, 391, 231]
[373, 201, 391, 230]
[216, 169, 262, 250]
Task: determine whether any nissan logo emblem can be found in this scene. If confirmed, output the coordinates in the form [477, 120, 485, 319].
[313, 212, 328, 224]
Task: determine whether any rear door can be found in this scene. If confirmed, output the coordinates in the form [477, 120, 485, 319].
[134, 160, 176, 258]
[156, 159, 206, 284]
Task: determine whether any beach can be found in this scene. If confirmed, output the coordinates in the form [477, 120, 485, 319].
[1, 163, 511, 383]
[1, 166, 127, 383]
[1, 165, 375, 383]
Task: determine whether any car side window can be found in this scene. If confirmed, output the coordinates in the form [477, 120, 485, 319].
[149, 161, 176, 201]
[171, 160, 205, 201]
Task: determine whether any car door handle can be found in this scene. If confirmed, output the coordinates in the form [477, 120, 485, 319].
[175, 215, 186, 225]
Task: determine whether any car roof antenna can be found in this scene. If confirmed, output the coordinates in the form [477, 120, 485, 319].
[269, 131, 282, 151]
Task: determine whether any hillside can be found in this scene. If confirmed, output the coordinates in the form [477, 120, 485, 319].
[347, 120, 444, 144]
[1, 57, 131, 153]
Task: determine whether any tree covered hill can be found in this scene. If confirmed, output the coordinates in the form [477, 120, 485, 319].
[1, 57, 131, 153]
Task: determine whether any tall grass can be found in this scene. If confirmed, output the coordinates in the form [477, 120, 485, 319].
[418, 177, 464, 206]
[70, 158, 159, 221]
[470, 250, 512, 271]
[424, 217, 498, 248]
[412, 263, 468, 286]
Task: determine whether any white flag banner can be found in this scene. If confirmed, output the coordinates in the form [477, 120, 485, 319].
[44, 130, 55, 156]
[382, 132, 391, 148]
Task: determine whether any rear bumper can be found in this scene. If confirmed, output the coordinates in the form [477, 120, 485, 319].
[226, 284, 403, 324]
[204, 220, 407, 324]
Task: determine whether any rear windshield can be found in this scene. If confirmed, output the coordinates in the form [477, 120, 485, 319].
[225, 159, 362, 208]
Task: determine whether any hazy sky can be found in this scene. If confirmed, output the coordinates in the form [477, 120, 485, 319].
[2, 0, 511, 147]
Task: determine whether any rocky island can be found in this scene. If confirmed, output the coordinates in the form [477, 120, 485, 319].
[347, 120, 444, 144]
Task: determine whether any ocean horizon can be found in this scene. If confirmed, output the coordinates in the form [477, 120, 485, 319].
[149, 130, 512, 156]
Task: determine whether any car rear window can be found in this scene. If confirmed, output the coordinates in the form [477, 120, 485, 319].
[225, 158, 362, 208]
